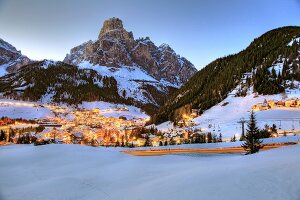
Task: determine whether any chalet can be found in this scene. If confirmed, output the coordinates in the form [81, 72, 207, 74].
[252, 103, 268, 111]
[151, 136, 161, 147]
[186, 120, 195, 127]
[277, 100, 285, 107]
[177, 120, 185, 127]
[285, 99, 294, 107]
[71, 132, 84, 144]
[191, 109, 200, 117]
[173, 136, 182, 145]
[267, 100, 276, 108]
[136, 138, 146, 147]
[296, 99, 300, 107]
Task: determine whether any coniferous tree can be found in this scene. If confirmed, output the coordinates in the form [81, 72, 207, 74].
[218, 133, 222, 142]
[0, 130, 5, 141]
[239, 132, 245, 141]
[242, 111, 262, 154]
[230, 134, 236, 142]
[271, 124, 277, 133]
[207, 132, 212, 143]
[212, 134, 218, 143]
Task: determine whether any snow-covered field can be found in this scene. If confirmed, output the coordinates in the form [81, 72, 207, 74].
[0, 143, 300, 200]
[0, 99, 54, 120]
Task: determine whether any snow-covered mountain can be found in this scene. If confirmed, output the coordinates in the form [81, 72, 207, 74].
[0, 18, 197, 114]
[64, 17, 197, 86]
[0, 38, 31, 76]
[0, 60, 177, 114]
[77, 61, 177, 106]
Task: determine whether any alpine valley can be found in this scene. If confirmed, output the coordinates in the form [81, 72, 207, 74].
[0, 19, 299, 140]
[2, 2, 300, 200]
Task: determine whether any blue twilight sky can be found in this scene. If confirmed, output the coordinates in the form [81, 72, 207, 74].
[0, 0, 300, 70]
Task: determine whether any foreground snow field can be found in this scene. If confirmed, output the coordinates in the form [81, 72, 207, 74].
[1, 144, 300, 200]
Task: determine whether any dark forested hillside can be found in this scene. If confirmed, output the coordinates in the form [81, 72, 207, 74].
[152, 26, 300, 124]
[0, 61, 120, 104]
[0, 60, 173, 114]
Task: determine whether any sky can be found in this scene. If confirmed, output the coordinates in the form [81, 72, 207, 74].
[0, 0, 300, 70]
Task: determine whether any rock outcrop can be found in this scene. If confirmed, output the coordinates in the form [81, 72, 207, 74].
[0, 38, 31, 75]
[64, 17, 197, 86]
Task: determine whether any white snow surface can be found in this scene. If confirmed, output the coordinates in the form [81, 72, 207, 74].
[288, 37, 300, 46]
[152, 121, 174, 132]
[0, 99, 54, 120]
[0, 143, 300, 200]
[0, 63, 9, 77]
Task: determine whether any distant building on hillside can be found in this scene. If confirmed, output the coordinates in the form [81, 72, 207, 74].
[252, 98, 300, 111]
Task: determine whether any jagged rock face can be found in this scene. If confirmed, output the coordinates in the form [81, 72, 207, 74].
[64, 17, 197, 86]
[0, 38, 31, 74]
[98, 17, 135, 48]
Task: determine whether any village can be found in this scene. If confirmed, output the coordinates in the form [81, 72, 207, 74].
[0, 101, 202, 147]
[252, 98, 300, 111]
[1, 95, 300, 148]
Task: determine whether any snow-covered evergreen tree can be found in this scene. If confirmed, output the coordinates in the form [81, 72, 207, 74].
[242, 111, 262, 154]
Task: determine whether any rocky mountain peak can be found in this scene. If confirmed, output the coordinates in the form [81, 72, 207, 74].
[98, 17, 134, 43]
[0, 38, 18, 53]
[64, 18, 197, 86]
[99, 17, 124, 37]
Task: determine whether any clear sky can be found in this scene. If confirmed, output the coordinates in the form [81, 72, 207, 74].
[0, 0, 300, 69]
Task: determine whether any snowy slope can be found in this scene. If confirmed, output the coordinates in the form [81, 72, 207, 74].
[192, 87, 300, 139]
[1, 144, 300, 200]
[0, 99, 54, 119]
[78, 61, 177, 105]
